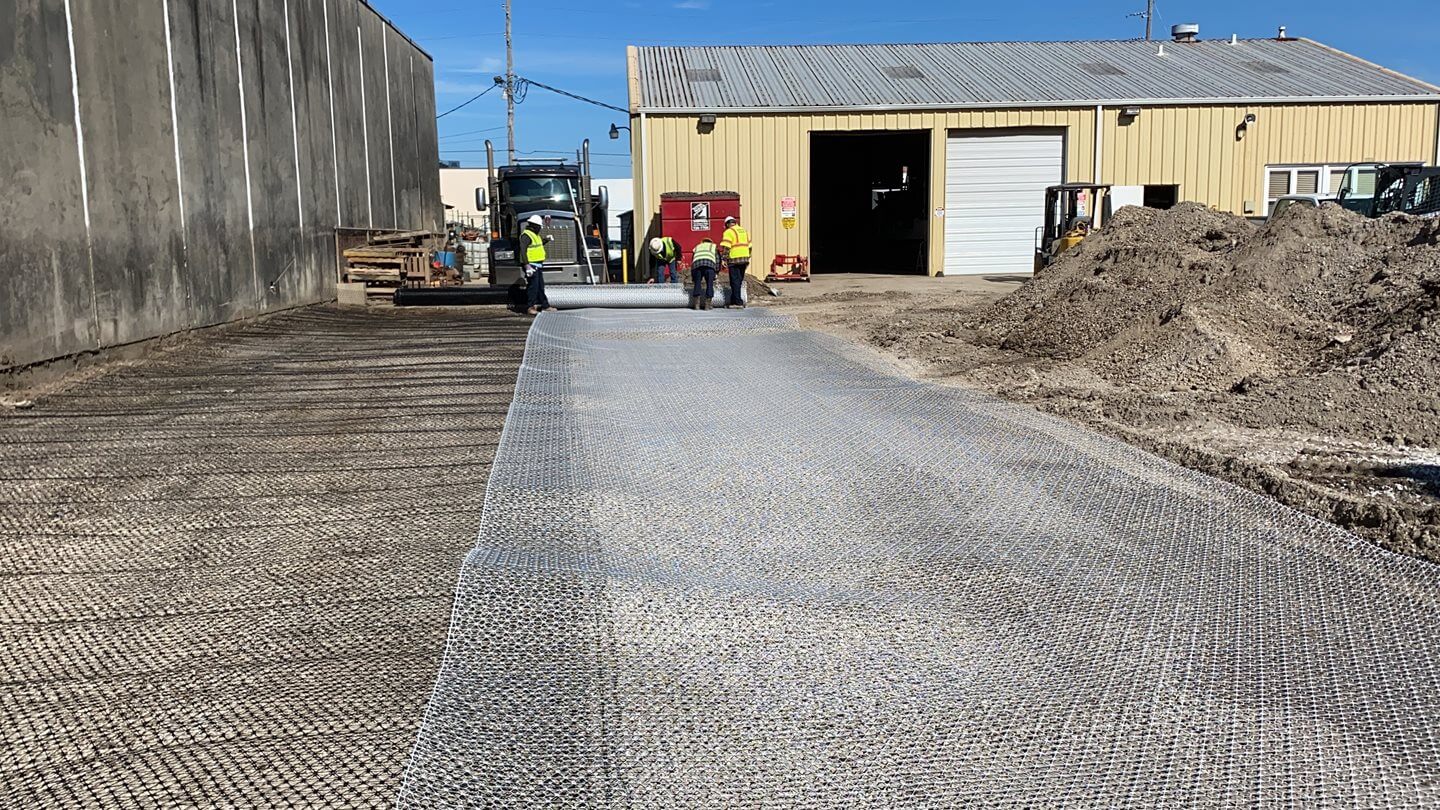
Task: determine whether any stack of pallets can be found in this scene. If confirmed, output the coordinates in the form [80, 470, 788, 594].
[342, 230, 457, 302]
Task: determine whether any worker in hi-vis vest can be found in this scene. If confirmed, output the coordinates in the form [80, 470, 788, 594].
[648, 236, 683, 284]
[689, 238, 719, 310]
[521, 215, 555, 315]
[719, 215, 750, 308]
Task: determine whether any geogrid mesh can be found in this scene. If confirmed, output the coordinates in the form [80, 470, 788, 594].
[399, 308, 1440, 807]
[0, 307, 528, 808]
[546, 283, 745, 309]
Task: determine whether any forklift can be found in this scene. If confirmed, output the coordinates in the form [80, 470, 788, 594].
[1035, 184, 1112, 271]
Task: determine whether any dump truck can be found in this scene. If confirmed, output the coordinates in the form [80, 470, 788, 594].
[475, 140, 609, 287]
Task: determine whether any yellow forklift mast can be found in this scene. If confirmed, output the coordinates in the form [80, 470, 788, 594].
[1035, 184, 1111, 271]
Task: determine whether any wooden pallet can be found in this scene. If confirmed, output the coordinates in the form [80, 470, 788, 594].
[341, 230, 459, 295]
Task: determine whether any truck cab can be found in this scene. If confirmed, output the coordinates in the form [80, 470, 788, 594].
[476, 140, 609, 287]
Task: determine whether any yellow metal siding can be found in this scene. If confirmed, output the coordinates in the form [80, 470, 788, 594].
[634, 102, 1437, 276]
[1103, 103, 1438, 214]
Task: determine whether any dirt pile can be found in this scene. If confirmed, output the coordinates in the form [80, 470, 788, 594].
[952, 203, 1440, 439]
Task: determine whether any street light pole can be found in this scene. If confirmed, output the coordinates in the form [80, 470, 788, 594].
[504, 0, 515, 162]
[1144, 0, 1154, 40]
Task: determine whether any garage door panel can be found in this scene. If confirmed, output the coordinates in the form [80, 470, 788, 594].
[944, 131, 1063, 275]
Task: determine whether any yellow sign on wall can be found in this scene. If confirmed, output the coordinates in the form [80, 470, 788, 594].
[781, 195, 797, 230]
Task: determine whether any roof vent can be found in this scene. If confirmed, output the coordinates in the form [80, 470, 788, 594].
[880, 65, 924, 80]
[1171, 23, 1199, 42]
[1079, 61, 1126, 76]
[685, 68, 721, 82]
[1277, 25, 1288, 39]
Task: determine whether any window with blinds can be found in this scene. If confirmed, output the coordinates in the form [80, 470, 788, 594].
[1267, 171, 1292, 198]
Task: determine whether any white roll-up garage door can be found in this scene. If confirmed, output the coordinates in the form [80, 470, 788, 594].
[944, 131, 1064, 275]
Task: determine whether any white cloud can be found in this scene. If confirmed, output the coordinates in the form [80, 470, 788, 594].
[673, 0, 710, 8]
[449, 57, 505, 75]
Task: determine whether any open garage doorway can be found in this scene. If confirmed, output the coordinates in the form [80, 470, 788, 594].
[810, 131, 930, 274]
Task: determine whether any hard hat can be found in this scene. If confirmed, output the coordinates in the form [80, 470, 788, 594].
[724, 215, 737, 224]
[526, 215, 544, 227]
[649, 237, 665, 252]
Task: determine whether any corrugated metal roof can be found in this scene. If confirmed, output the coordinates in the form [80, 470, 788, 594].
[634, 39, 1440, 111]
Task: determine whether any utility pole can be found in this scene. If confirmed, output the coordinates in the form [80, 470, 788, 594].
[1144, 0, 1154, 40]
[504, 0, 515, 162]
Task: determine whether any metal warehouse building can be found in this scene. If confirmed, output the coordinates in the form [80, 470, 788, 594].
[624, 32, 1440, 276]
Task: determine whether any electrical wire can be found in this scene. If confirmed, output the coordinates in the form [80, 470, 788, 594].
[439, 125, 507, 140]
[512, 76, 626, 114]
[436, 83, 498, 119]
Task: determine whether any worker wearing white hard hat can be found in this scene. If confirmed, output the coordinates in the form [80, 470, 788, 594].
[648, 235, 682, 284]
[521, 215, 556, 314]
[719, 215, 751, 308]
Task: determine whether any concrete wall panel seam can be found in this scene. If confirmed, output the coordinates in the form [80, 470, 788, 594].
[60, 0, 99, 344]
[230, 0, 259, 307]
[323, 0, 341, 222]
[161, 0, 187, 247]
[358, 24, 372, 227]
[383, 30, 397, 227]
[284, 0, 305, 232]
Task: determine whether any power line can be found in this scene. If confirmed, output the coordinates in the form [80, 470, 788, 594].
[436, 83, 498, 119]
[513, 76, 627, 114]
[439, 125, 507, 140]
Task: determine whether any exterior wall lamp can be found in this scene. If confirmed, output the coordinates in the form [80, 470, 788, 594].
[1235, 112, 1257, 141]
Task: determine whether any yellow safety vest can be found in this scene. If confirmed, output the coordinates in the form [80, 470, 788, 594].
[692, 241, 719, 265]
[522, 228, 546, 263]
[720, 225, 751, 261]
[657, 236, 681, 261]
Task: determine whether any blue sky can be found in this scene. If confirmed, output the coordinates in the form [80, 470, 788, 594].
[370, 0, 1440, 178]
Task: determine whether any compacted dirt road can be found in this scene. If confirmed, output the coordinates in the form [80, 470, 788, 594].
[0, 306, 527, 807]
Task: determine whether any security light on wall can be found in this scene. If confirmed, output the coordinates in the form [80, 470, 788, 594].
[1121, 106, 1142, 118]
[1236, 112, 1258, 141]
[697, 114, 717, 134]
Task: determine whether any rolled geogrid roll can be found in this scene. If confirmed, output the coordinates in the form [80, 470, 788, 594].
[544, 283, 744, 309]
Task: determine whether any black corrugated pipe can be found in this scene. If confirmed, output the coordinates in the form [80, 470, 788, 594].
[393, 287, 522, 307]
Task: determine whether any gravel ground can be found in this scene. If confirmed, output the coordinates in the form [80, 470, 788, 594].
[0, 305, 528, 807]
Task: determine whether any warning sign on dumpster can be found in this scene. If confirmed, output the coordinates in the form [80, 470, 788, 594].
[690, 201, 710, 231]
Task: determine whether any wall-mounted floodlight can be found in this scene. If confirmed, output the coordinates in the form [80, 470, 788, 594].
[1235, 112, 1257, 141]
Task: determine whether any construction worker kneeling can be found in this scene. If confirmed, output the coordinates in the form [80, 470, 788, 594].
[689, 239, 718, 310]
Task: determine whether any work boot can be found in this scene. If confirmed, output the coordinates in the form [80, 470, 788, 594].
[687, 296, 697, 310]
[702, 296, 712, 311]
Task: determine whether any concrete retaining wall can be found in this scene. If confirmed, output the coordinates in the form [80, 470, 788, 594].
[0, 0, 440, 370]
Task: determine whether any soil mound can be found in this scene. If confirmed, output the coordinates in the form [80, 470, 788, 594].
[962, 203, 1440, 403]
